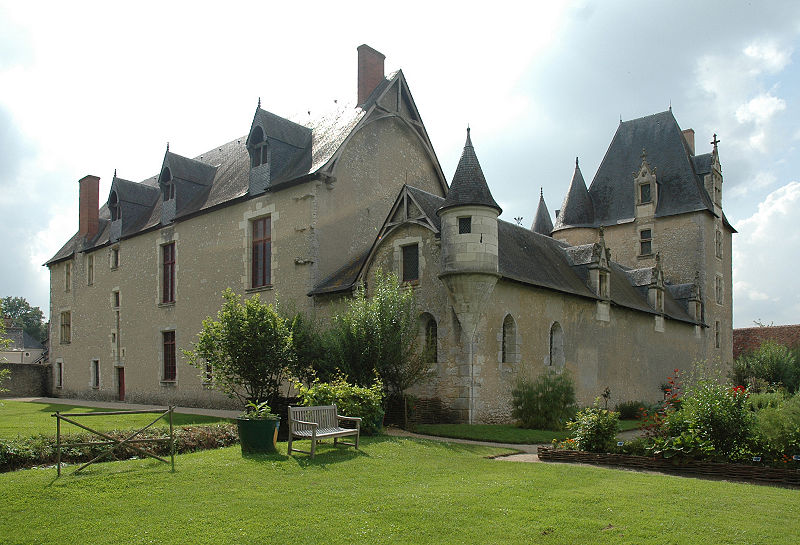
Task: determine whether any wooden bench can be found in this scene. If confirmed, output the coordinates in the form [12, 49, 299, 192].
[287, 405, 361, 458]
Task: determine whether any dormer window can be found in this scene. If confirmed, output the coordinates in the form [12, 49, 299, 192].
[639, 183, 652, 204]
[598, 270, 609, 298]
[160, 167, 175, 201]
[639, 229, 652, 256]
[249, 126, 269, 168]
[109, 191, 121, 221]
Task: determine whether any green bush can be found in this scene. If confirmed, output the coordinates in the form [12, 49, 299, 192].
[0, 424, 239, 473]
[511, 371, 576, 430]
[614, 400, 650, 420]
[671, 382, 753, 459]
[746, 391, 786, 412]
[753, 392, 800, 458]
[296, 376, 385, 435]
[733, 341, 800, 393]
[567, 399, 620, 452]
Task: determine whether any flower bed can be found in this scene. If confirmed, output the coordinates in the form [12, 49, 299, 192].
[537, 446, 800, 486]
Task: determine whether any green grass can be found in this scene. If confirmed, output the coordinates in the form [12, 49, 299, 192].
[0, 400, 229, 439]
[413, 420, 641, 444]
[1, 437, 797, 544]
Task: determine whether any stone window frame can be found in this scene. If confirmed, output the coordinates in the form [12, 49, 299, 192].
[401, 243, 420, 283]
[55, 359, 64, 388]
[548, 321, 565, 368]
[86, 253, 94, 286]
[64, 261, 72, 292]
[240, 202, 277, 293]
[161, 330, 177, 383]
[715, 320, 721, 349]
[90, 359, 100, 389]
[60, 310, 71, 344]
[715, 274, 724, 305]
[638, 227, 653, 257]
[458, 216, 472, 234]
[637, 181, 653, 204]
[715, 227, 723, 259]
[251, 215, 272, 289]
[419, 312, 438, 364]
[110, 245, 120, 270]
[161, 241, 176, 304]
[392, 235, 423, 286]
[501, 314, 519, 364]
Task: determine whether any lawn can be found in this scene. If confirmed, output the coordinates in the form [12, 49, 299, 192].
[0, 437, 797, 544]
[412, 419, 641, 444]
[0, 400, 229, 439]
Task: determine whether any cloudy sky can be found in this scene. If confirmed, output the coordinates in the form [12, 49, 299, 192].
[1, 1, 799, 328]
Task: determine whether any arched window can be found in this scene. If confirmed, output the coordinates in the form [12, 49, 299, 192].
[249, 126, 269, 168]
[502, 314, 517, 363]
[549, 322, 565, 368]
[109, 191, 121, 221]
[159, 167, 174, 201]
[419, 313, 437, 363]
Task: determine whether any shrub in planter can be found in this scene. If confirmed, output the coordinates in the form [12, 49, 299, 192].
[567, 399, 619, 452]
[237, 401, 280, 454]
[296, 376, 385, 435]
[512, 371, 576, 430]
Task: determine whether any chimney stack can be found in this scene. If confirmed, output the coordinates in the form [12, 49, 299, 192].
[682, 128, 695, 155]
[79, 174, 100, 239]
[357, 44, 385, 106]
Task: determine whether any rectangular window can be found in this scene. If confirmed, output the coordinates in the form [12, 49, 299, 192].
[91, 359, 100, 389]
[715, 229, 723, 259]
[251, 217, 271, 288]
[60, 311, 71, 344]
[55, 361, 63, 388]
[112, 290, 120, 308]
[458, 216, 472, 234]
[639, 229, 652, 256]
[640, 183, 652, 204]
[87, 254, 94, 285]
[715, 321, 721, 349]
[162, 331, 176, 381]
[402, 244, 419, 282]
[162, 242, 176, 303]
[111, 247, 120, 269]
[65, 262, 72, 292]
[715, 275, 723, 305]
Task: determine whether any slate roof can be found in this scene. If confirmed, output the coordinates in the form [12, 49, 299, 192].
[46, 95, 373, 266]
[314, 184, 698, 324]
[438, 129, 501, 215]
[590, 110, 714, 223]
[553, 159, 593, 230]
[531, 189, 554, 235]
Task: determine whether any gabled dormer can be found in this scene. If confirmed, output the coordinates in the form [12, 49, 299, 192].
[109, 172, 159, 242]
[588, 227, 612, 300]
[158, 146, 217, 224]
[634, 148, 657, 218]
[246, 102, 312, 195]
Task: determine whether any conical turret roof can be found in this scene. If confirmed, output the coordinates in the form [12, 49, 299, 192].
[531, 188, 553, 235]
[438, 128, 502, 215]
[553, 158, 594, 230]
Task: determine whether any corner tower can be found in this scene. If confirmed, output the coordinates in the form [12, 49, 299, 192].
[437, 128, 502, 423]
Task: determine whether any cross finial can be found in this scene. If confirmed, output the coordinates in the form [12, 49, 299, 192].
[166, 141, 169, 152]
[641, 147, 647, 161]
[257, 97, 261, 108]
[711, 133, 720, 151]
[598, 225, 605, 240]
[113, 168, 117, 179]
[540, 187, 543, 198]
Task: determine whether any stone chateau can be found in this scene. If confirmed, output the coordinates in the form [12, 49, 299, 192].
[47, 45, 733, 422]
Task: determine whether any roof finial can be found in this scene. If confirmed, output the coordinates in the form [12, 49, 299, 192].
[619, 114, 622, 124]
[669, 100, 672, 111]
[166, 141, 169, 152]
[575, 156, 579, 168]
[257, 97, 261, 109]
[711, 133, 720, 152]
[113, 168, 117, 179]
[641, 147, 647, 161]
[540, 187, 543, 198]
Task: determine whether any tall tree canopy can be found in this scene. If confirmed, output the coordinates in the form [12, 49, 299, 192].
[1, 296, 47, 342]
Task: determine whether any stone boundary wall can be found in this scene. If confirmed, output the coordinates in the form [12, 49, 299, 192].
[537, 447, 799, 487]
[733, 324, 800, 359]
[0, 363, 52, 398]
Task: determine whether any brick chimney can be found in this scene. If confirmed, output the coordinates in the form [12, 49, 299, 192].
[682, 128, 695, 155]
[79, 174, 100, 239]
[357, 44, 386, 106]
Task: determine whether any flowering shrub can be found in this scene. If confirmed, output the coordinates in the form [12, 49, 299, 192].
[296, 375, 385, 435]
[566, 399, 620, 452]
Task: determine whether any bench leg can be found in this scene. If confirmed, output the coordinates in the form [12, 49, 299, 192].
[311, 431, 316, 459]
[287, 434, 293, 456]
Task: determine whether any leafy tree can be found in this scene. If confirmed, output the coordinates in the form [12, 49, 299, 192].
[0, 319, 10, 393]
[182, 289, 294, 407]
[1, 296, 47, 342]
[326, 270, 434, 398]
[733, 341, 800, 393]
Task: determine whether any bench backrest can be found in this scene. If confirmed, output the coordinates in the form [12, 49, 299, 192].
[289, 405, 338, 432]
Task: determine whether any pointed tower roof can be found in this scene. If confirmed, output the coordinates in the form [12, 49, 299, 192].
[531, 188, 553, 236]
[438, 128, 502, 215]
[553, 157, 594, 230]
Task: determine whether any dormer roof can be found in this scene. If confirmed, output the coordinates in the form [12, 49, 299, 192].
[438, 128, 501, 215]
[553, 158, 594, 230]
[531, 189, 554, 236]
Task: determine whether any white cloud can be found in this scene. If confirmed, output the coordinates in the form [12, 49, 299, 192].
[727, 171, 776, 198]
[733, 181, 800, 326]
[735, 93, 786, 124]
[743, 41, 792, 73]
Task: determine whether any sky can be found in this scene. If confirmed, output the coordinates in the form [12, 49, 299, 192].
[1, 0, 799, 328]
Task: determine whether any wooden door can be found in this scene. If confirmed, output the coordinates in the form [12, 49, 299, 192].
[117, 367, 125, 401]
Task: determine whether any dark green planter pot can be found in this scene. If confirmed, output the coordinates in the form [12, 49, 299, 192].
[237, 417, 280, 454]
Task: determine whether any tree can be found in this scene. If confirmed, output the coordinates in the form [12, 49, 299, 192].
[0, 319, 10, 393]
[1, 296, 47, 342]
[327, 270, 434, 398]
[182, 289, 294, 407]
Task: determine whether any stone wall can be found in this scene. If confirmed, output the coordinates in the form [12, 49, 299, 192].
[0, 363, 51, 397]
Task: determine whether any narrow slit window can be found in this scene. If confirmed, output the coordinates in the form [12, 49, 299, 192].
[163, 331, 176, 381]
[162, 242, 176, 303]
